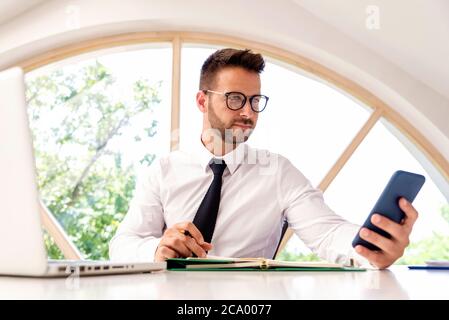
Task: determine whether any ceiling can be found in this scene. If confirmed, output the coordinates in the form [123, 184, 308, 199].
[0, 0, 47, 26]
[294, 0, 449, 100]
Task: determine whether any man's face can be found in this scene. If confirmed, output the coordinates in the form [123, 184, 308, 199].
[202, 67, 260, 145]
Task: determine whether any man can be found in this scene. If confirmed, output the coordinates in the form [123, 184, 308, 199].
[109, 48, 418, 268]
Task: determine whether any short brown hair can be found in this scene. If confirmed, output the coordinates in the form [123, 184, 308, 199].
[199, 48, 265, 90]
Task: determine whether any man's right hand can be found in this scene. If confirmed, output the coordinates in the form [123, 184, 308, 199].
[155, 222, 213, 262]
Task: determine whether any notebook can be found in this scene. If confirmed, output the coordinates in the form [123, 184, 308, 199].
[166, 256, 365, 272]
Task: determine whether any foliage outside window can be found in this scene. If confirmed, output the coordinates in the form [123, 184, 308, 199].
[26, 48, 169, 259]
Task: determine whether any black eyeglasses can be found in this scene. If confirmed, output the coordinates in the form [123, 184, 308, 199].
[204, 90, 269, 113]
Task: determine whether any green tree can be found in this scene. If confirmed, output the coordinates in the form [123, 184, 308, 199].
[396, 204, 449, 265]
[276, 249, 321, 262]
[26, 60, 161, 260]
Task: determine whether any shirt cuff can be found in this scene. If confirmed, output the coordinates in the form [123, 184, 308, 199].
[136, 237, 162, 262]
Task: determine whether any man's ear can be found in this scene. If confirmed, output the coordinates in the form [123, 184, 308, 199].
[196, 91, 207, 113]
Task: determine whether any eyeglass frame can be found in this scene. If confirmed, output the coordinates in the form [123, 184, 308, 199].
[202, 90, 269, 113]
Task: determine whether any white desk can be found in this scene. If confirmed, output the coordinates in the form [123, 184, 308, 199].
[0, 266, 447, 299]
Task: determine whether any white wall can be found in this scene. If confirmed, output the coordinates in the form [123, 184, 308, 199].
[1, 0, 448, 165]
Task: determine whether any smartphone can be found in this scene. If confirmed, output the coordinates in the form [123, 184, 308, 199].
[352, 170, 425, 251]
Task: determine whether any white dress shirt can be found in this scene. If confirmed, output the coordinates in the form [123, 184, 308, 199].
[109, 137, 367, 265]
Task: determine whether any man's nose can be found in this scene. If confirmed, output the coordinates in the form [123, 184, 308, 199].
[239, 99, 255, 118]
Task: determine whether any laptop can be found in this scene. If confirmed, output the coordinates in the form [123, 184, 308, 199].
[0, 67, 166, 277]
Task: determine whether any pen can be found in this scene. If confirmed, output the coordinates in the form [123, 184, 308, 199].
[180, 229, 192, 237]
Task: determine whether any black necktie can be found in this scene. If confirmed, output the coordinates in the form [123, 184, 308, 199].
[193, 159, 227, 243]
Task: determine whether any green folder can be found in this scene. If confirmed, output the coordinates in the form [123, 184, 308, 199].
[166, 257, 365, 272]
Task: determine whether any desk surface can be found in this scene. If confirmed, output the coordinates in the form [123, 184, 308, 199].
[0, 266, 448, 299]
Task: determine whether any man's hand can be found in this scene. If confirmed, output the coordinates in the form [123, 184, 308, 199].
[155, 221, 213, 262]
[355, 198, 418, 269]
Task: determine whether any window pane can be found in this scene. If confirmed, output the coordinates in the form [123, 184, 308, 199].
[179, 46, 373, 260]
[180, 47, 371, 186]
[25, 44, 172, 260]
[254, 60, 371, 186]
[324, 118, 449, 264]
[256, 59, 372, 260]
[179, 45, 222, 151]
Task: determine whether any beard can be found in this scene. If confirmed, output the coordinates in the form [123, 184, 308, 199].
[207, 101, 255, 146]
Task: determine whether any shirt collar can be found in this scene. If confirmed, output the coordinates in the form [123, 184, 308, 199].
[193, 136, 247, 175]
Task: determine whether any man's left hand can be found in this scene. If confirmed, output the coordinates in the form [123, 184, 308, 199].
[355, 197, 418, 269]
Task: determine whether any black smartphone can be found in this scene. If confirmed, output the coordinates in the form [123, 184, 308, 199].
[352, 170, 425, 251]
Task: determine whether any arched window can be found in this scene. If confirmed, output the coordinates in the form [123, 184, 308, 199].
[21, 33, 449, 263]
